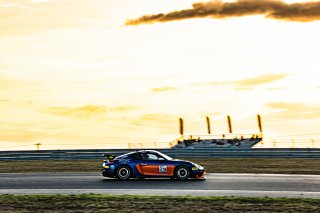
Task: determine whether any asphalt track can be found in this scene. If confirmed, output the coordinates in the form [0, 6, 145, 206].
[1, 173, 320, 198]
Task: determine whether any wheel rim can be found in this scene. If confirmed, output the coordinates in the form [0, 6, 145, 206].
[177, 168, 188, 179]
[118, 167, 130, 179]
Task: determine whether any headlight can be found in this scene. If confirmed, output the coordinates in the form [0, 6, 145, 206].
[192, 163, 199, 168]
[192, 163, 204, 170]
[102, 162, 109, 168]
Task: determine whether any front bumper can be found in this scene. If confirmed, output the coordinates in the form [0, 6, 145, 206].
[191, 169, 206, 179]
[195, 171, 206, 179]
[101, 169, 115, 178]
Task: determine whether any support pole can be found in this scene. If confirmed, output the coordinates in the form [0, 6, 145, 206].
[206, 116, 211, 134]
[257, 114, 263, 133]
[227, 115, 232, 134]
[179, 118, 184, 136]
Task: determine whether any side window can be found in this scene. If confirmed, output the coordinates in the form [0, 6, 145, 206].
[141, 153, 165, 161]
[144, 153, 165, 160]
[132, 153, 142, 160]
[147, 154, 158, 160]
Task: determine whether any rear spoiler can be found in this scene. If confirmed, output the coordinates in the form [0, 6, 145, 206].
[103, 154, 116, 161]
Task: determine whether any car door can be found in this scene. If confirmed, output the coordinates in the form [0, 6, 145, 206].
[140, 153, 173, 176]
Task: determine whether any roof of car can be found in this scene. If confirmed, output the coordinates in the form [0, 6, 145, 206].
[121, 150, 156, 156]
[136, 150, 158, 153]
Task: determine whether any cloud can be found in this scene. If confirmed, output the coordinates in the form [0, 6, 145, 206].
[0, 0, 51, 7]
[0, 74, 33, 89]
[236, 73, 289, 86]
[0, 74, 47, 100]
[30, 0, 52, 3]
[0, 0, 104, 36]
[131, 113, 177, 130]
[0, 129, 46, 142]
[46, 104, 138, 119]
[110, 106, 139, 111]
[193, 73, 288, 88]
[47, 105, 108, 119]
[151, 86, 178, 93]
[266, 102, 320, 120]
[0, 2, 28, 9]
[125, 0, 320, 25]
[0, 121, 48, 142]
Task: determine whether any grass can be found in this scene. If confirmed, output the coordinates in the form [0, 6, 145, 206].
[0, 158, 319, 174]
[0, 194, 319, 212]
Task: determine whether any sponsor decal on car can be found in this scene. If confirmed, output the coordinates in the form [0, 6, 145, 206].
[159, 165, 167, 173]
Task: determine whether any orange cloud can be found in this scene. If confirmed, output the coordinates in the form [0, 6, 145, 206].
[0, 99, 10, 102]
[0, 74, 43, 99]
[0, 124, 47, 142]
[193, 73, 289, 89]
[0, 74, 28, 89]
[110, 106, 139, 111]
[236, 73, 289, 86]
[47, 105, 138, 119]
[266, 102, 320, 120]
[131, 113, 177, 130]
[151, 86, 178, 93]
[0, 0, 104, 36]
[47, 105, 108, 119]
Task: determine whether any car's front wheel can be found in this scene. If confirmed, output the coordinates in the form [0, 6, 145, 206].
[175, 166, 190, 180]
[116, 165, 131, 180]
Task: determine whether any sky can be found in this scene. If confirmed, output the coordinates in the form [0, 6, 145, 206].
[0, 0, 320, 150]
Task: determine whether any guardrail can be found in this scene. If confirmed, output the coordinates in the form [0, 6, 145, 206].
[0, 148, 319, 160]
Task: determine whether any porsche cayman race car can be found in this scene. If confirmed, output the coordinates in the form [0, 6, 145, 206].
[101, 150, 205, 180]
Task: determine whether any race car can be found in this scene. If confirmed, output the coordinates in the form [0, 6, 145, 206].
[101, 150, 205, 180]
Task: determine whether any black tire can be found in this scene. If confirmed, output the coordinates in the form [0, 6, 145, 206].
[175, 166, 190, 180]
[116, 165, 131, 180]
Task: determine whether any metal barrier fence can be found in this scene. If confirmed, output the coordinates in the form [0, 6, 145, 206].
[1, 139, 320, 151]
[0, 148, 319, 161]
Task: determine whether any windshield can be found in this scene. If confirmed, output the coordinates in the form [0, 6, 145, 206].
[155, 151, 172, 160]
[114, 151, 135, 160]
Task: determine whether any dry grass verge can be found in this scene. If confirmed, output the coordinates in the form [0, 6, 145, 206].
[0, 194, 319, 213]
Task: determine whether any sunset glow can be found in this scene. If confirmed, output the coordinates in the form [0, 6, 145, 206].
[1, 0, 320, 150]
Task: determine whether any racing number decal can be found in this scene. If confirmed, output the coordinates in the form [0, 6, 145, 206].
[159, 165, 167, 173]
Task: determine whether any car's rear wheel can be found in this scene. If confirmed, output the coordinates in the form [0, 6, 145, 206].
[116, 165, 131, 180]
[175, 166, 189, 180]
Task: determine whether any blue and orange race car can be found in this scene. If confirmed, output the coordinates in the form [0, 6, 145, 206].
[101, 150, 205, 180]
